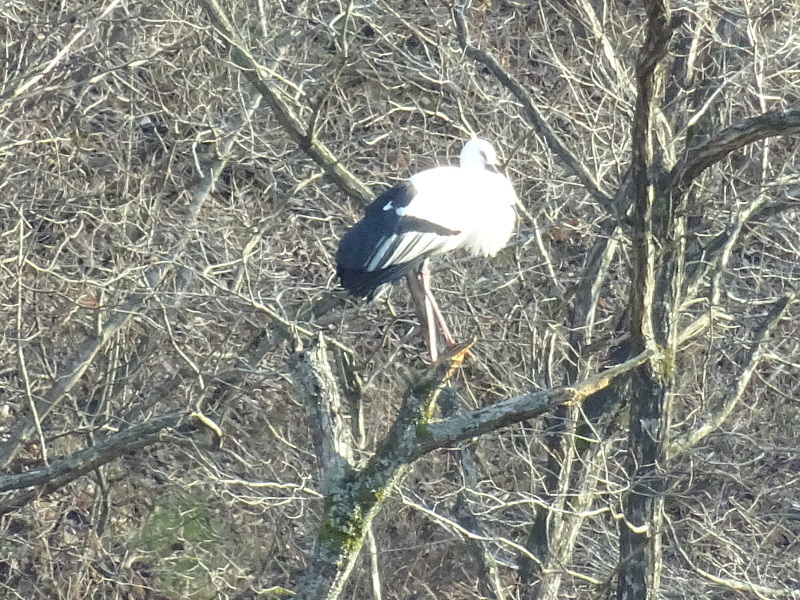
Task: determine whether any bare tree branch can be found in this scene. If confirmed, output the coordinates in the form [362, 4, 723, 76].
[292, 351, 467, 600]
[452, 4, 615, 211]
[620, 2, 676, 599]
[568, 219, 623, 353]
[412, 349, 652, 459]
[292, 335, 356, 495]
[669, 294, 793, 457]
[671, 110, 800, 196]
[0, 412, 186, 497]
[196, 0, 373, 204]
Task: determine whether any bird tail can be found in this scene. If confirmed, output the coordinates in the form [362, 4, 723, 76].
[337, 259, 424, 300]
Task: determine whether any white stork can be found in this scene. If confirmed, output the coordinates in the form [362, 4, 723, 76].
[336, 138, 518, 360]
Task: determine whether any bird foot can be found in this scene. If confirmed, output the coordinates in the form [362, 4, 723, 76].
[437, 338, 477, 364]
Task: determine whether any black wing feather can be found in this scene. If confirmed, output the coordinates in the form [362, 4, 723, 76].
[336, 181, 459, 299]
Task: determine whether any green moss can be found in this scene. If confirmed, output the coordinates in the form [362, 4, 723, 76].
[318, 484, 391, 558]
[133, 493, 229, 600]
[421, 401, 438, 423]
[318, 514, 352, 546]
[356, 485, 384, 507]
[415, 421, 432, 440]
[318, 510, 365, 555]
[656, 345, 675, 381]
[262, 586, 294, 599]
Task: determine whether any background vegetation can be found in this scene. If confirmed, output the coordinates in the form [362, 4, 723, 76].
[1, 1, 798, 599]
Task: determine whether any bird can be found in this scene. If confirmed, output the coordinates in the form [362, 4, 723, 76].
[335, 138, 518, 360]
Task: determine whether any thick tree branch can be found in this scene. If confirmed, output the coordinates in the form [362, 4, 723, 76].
[412, 350, 651, 459]
[452, 5, 615, 211]
[627, 1, 674, 349]
[292, 351, 466, 600]
[292, 335, 356, 495]
[196, 0, 373, 204]
[0, 412, 187, 497]
[620, 2, 675, 599]
[671, 110, 800, 196]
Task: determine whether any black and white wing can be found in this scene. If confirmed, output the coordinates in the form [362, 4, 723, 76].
[336, 177, 462, 299]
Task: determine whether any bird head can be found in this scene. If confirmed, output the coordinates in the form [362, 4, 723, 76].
[460, 138, 500, 173]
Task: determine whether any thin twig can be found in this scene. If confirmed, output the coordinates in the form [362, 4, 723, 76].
[668, 294, 793, 457]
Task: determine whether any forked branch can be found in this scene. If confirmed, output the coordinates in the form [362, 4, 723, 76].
[197, 0, 373, 204]
[291, 345, 649, 600]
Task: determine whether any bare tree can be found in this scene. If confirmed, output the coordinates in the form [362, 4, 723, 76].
[1, 1, 798, 599]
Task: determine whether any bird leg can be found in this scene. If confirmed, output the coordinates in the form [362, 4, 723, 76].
[406, 270, 439, 361]
[417, 262, 456, 347]
[418, 262, 477, 361]
[408, 262, 476, 362]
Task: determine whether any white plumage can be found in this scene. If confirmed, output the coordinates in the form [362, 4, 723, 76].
[336, 138, 518, 359]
